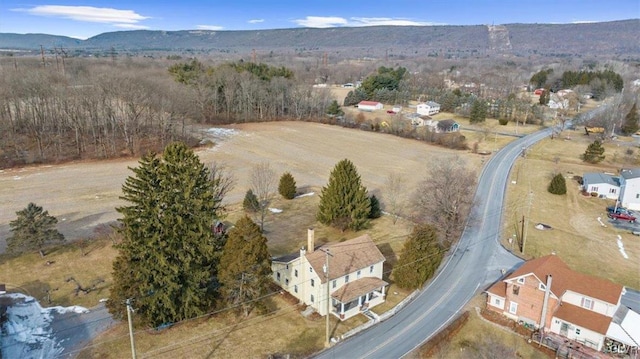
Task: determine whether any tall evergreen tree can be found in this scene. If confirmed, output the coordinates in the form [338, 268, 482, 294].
[582, 140, 606, 163]
[469, 99, 487, 123]
[547, 173, 567, 195]
[326, 100, 345, 117]
[392, 225, 443, 290]
[278, 172, 297, 200]
[7, 202, 64, 257]
[218, 216, 272, 317]
[369, 195, 382, 219]
[317, 159, 371, 231]
[108, 143, 223, 327]
[621, 103, 639, 135]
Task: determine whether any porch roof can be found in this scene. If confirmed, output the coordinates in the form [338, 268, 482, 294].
[554, 302, 611, 335]
[331, 277, 388, 303]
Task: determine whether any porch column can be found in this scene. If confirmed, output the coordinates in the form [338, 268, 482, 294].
[358, 296, 362, 306]
[340, 302, 345, 315]
[381, 286, 386, 298]
[365, 292, 370, 303]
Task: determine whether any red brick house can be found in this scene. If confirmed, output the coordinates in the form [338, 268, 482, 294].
[486, 255, 624, 351]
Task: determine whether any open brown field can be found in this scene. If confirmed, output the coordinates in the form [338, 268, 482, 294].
[503, 127, 640, 288]
[0, 121, 485, 253]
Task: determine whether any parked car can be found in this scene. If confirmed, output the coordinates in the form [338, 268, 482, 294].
[606, 206, 630, 215]
[608, 212, 636, 222]
[386, 110, 396, 114]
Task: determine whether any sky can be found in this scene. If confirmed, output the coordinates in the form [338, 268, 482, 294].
[0, 0, 638, 40]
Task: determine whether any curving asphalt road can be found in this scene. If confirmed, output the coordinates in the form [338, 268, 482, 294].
[314, 127, 554, 359]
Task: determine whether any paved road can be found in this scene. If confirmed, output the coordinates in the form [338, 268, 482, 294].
[315, 127, 554, 359]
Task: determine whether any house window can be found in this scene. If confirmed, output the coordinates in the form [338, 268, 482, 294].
[509, 301, 518, 314]
[286, 264, 289, 270]
[285, 279, 289, 286]
[581, 297, 594, 310]
[494, 298, 501, 306]
[370, 265, 374, 273]
[311, 279, 315, 287]
[294, 269, 298, 277]
[610, 188, 616, 194]
[357, 270, 361, 279]
[310, 294, 314, 303]
[539, 283, 546, 291]
[345, 275, 350, 283]
[310, 266, 313, 273]
[294, 285, 298, 293]
[517, 277, 525, 284]
[332, 280, 337, 289]
[276, 273, 281, 281]
[592, 186, 599, 192]
[636, 193, 640, 199]
[575, 328, 581, 335]
[512, 285, 520, 295]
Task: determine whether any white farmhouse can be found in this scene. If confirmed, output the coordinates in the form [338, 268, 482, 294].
[619, 169, 640, 210]
[582, 173, 620, 199]
[416, 101, 441, 116]
[271, 229, 387, 320]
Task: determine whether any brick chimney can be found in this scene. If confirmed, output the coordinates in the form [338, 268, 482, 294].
[307, 228, 315, 253]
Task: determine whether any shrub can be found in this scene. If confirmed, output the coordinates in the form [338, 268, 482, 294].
[278, 172, 297, 200]
[548, 173, 567, 195]
[498, 118, 509, 125]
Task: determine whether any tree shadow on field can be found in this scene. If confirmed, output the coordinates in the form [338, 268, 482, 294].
[377, 242, 396, 283]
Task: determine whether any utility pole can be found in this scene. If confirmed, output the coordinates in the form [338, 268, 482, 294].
[40, 45, 45, 67]
[322, 249, 333, 348]
[126, 298, 137, 359]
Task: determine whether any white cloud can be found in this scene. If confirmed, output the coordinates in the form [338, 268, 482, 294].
[571, 20, 597, 24]
[196, 25, 224, 30]
[292, 15, 441, 28]
[292, 16, 348, 28]
[248, 19, 264, 24]
[114, 24, 150, 30]
[15, 5, 149, 24]
[350, 17, 442, 26]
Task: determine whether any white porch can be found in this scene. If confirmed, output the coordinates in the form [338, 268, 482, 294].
[330, 277, 388, 320]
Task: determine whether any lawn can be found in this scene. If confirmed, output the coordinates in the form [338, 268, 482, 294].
[502, 127, 640, 288]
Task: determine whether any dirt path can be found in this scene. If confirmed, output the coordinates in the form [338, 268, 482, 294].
[0, 121, 480, 252]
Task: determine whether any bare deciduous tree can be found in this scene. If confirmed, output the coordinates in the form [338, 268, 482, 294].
[249, 162, 276, 232]
[207, 161, 236, 219]
[412, 156, 477, 245]
[384, 172, 405, 224]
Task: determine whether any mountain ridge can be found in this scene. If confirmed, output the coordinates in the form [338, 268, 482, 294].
[1, 19, 638, 59]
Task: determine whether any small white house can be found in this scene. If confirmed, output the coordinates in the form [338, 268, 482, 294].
[272, 230, 387, 320]
[619, 168, 640, 210]
[357, 101, 383, 112]
[416, 101, 441, 116]
[582, 173, 620, 199]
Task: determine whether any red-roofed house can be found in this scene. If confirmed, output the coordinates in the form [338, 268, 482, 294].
[272, 229, 387, 320]
[486, 255, 624, 351]
[357, 101, 383, 111]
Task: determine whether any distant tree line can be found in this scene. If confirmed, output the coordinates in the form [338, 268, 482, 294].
[530, 68, 624, 100]
[0, 60, 195, 168]
[168, 59, 331, 123]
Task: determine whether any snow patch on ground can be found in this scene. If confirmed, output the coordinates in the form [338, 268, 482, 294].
[269, 208, 283, 213]
[616, 235, 629, 259]
[1, 293, 88, 359]
[295, 192, 315, 198]
[204, 128, 238, 138]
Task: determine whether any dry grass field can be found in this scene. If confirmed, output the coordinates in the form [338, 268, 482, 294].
[503, 127, 640, 288]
